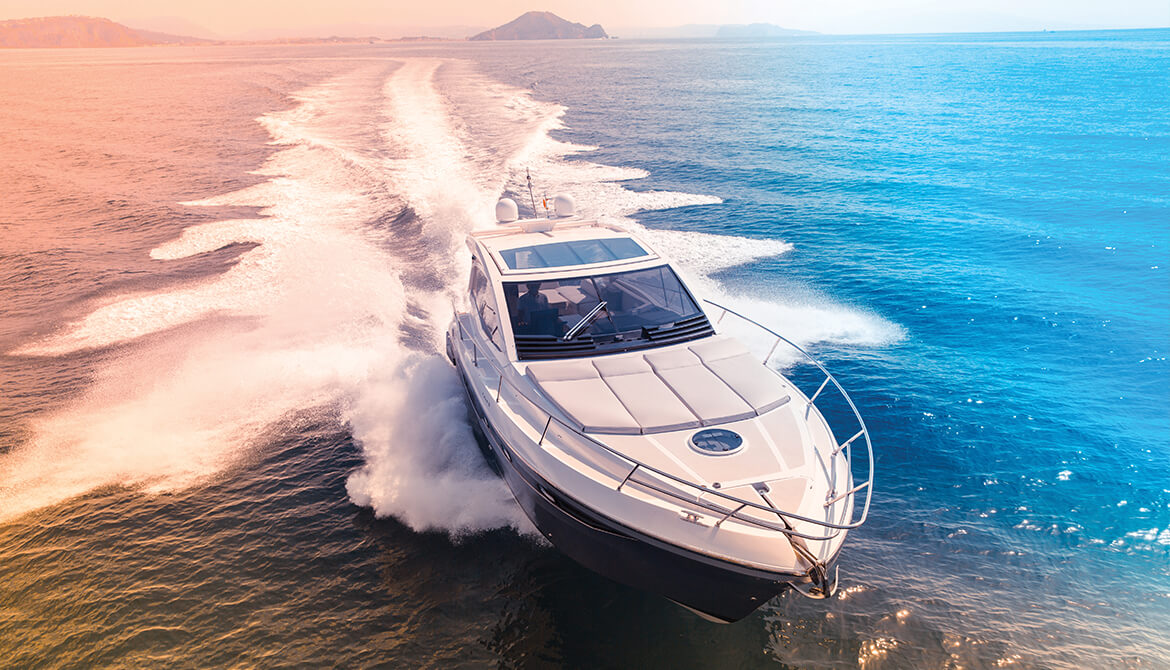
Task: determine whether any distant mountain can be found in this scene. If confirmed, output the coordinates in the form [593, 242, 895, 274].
[0, 16, 209, 47]
[231, 22, 480, 41]
[130, 28, 214, 45]
[0, 16, 148, 47]
[622, 23, 818, 39]
[715, 23, 817, 38]
[127, 16, 221, 41]
[471, 11, 607, 41]
[625, 24, 721, 39]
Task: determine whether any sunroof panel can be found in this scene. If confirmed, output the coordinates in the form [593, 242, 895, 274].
[498, 239, 648, 270]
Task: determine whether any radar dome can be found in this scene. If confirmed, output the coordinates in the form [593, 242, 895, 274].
[552, 194, 576, 217]
[495, 198, 519, 223]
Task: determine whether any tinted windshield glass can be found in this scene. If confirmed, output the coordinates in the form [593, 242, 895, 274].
[497, 238, 648, 270]
[505, 265, 702, 339]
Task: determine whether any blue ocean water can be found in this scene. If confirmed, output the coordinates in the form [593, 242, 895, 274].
[1, 30, 1167, 669]
[514, 30, 1170, 663]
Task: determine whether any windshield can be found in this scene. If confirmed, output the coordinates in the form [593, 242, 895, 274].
[504, 265, 714, 359]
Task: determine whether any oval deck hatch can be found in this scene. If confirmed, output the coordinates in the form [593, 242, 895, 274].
[688, 428, 744, 455]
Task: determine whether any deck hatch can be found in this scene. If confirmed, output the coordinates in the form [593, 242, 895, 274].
[688, 428, 745, 455]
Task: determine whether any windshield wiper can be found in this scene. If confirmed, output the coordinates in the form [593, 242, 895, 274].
[562, 301, 607, 341]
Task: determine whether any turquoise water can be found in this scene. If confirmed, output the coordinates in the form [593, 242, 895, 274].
[1, 31, 1167, 668]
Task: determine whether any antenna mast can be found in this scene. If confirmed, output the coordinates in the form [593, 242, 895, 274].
[525, 168, 539, 218]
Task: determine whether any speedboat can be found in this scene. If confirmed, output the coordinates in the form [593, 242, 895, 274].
[445, 195, 874, 622]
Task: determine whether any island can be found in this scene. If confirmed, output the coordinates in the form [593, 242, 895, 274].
[0, 16, 459, 48]
[0, 16, 210, 47]
[715, 23, 817, 38]
[470, 11, 607, 41]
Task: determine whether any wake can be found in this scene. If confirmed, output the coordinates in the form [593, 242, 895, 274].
[1, 58, 901, 532]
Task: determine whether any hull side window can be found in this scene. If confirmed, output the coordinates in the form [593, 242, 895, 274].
[470, 264, 505, 351]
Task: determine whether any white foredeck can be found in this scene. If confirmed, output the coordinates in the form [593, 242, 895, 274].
[451, 312, 861, 574]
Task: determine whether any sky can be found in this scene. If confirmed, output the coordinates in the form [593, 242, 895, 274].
[1, 0, 1168, 38]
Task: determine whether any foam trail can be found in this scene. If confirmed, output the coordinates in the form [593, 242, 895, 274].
[1, 325, 382, 520]
[1, 67, 412, 522]
[341, 59, 540, 533]
[1, 62, 530, 533]
[2, 60, 549, 533]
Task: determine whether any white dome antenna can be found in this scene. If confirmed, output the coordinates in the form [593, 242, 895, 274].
[552, 194, 576, 218]
[495, 198, 519, 223]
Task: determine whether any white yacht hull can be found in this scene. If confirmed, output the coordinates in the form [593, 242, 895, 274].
[441, 217, 871, 622]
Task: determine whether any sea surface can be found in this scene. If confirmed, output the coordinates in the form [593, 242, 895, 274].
[1, 30, 1167, 669]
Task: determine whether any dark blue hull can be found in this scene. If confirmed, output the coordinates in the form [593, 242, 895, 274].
[455, 358, 804, 623]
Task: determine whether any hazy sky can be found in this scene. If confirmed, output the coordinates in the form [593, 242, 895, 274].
[2, 0, 1168, 37]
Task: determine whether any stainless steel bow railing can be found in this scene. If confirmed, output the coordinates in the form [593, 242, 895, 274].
[454, 304, 874, 543]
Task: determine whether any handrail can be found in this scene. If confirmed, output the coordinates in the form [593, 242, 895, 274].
[454, 308, 873, 543]
[699, 299, 875, 532]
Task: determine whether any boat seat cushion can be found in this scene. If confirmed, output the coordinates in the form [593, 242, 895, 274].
[527, 359, 596, 382]
[644, 349, 756, 425]
[526, 336, 793, 435]
[527, 361, 640, 434]
[592, 357, 700, 432]
[686, 335, 750, 362]
[689, 337, 792, 414]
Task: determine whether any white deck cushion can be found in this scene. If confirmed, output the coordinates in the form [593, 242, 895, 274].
[689, 337, 791, 415]
[686, 335, 750, 362]
[640, 347, 697, 371]
[643, 348, 756, 425]
[527, 360, 641, 434]
[526, 337, 792, 434]
[592, 356, 700, 432]
[527, 359, 596, 382]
